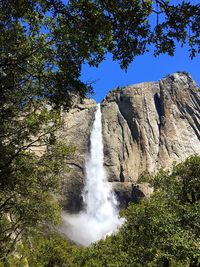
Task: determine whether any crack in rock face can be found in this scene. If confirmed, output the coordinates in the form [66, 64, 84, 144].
[58, 72, 200, 211]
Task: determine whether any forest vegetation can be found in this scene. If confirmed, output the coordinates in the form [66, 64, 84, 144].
[2, 156, 200, 266]
[0, 0, 200, 266]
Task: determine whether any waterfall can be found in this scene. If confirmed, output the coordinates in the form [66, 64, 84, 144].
[62, 104, 124, 246]
[83, 103, 119, 221]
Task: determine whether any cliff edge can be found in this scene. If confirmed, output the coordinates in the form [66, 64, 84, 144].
[60, 72, 200, 210]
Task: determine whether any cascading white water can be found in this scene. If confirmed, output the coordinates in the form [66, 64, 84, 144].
[83, 103, 119, 222]
[62, 104, 124, 246]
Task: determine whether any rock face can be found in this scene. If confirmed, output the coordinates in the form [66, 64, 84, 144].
[60, 72, 200, 211]
[101, 72, 200, 184]
[58, 98, 97, 212]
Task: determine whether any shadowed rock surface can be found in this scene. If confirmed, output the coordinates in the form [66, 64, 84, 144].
[57, 98, 97, 212]
[60, 72, 200, 211]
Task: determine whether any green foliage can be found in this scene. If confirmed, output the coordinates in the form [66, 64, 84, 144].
[120, 193, 199, 266]
[1, 156, 199, 266]
[72, 156, 200, 267]
[0, 1, 199, 106]
[141, 155, 200, 204]
[0, 136, 74, 260]
[0, 0, 200, 264]
[25, 233, 79, 267]
[0, 69, 76, 259]
[0, 233, 79, 267]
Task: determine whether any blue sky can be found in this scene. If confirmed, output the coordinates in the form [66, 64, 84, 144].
[81, 45, 200, 103]
[81, 0, 200, 103]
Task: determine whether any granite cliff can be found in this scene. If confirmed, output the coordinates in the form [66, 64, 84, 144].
[59, 72, 200, 210]
[57, 98, 97, 211]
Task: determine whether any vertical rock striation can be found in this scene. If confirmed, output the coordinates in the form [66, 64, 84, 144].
[59, 72, 200, 210]
[101, 72, 200, 186]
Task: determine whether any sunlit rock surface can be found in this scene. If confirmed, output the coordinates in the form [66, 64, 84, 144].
[102, 72, 200, 182]
[60, 72, 200, 211]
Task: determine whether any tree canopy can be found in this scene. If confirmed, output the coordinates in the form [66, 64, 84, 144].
[0, 0, 200, 264]
[1, 0, 199, 106]
[4, 156, 199, 266]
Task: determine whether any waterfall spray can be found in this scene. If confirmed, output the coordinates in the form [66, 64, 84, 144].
[62, 104, 124, 246]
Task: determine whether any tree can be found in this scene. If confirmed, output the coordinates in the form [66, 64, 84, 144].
[0, 131, 76, 260]
[69, 156, 200, 267]
[1, 1, 199, 103]
[0, 0, 199, 263]
[23, 233, 79, 267]
[120, 156, 200, 266]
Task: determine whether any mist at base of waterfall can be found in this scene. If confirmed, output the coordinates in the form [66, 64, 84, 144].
[61, 211, 124, 246]
[61, 104, 124, 246]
